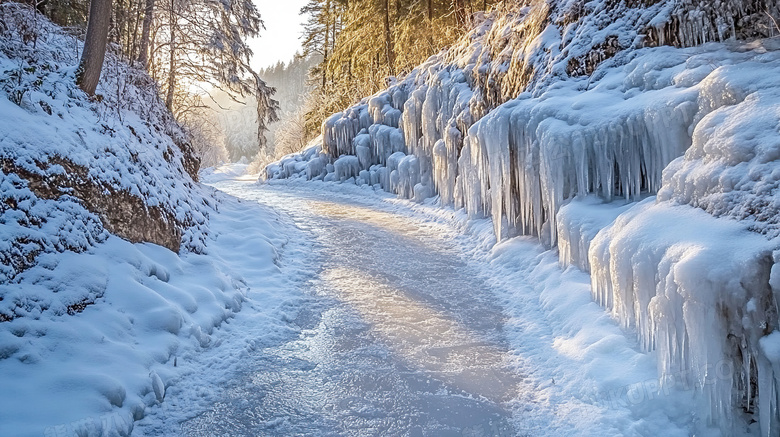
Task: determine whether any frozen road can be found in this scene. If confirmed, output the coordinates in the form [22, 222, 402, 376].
[135, 178, 695, 437]
[181, 180, 522, 435]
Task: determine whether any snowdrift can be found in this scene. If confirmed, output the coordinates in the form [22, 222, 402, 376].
[0, 5, 284, 436]
[267, 0, 780, 434]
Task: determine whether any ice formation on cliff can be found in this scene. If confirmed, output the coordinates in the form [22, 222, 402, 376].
[266, 2, 780, 434]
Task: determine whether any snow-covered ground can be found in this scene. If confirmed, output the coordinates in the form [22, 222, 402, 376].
[0, 187, 306, 436]
[128, 170, 753, 436]
[3, 2, 778, 434]
[198, 159, 255, 183]
[1, 159, 765, 435]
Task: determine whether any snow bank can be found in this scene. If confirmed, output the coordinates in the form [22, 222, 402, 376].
[0, 193, 290, 437]
[0, 6, 291, 436]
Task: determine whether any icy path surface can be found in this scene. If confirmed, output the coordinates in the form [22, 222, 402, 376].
[184, 180, 521, 435]
[137, 177, 696, 436]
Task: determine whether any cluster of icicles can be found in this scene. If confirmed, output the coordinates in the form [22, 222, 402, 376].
[310, 59, 696, 247]
[267, 39, 780, 437]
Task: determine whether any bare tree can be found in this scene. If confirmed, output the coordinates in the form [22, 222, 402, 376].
[137, 0, 154, 67]
[383, 0, 394, 75]
[76, 0, 112, 95]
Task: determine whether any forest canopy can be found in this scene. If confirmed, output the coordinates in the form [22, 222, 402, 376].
[298, 0, 500, 139]
[28, 0, 500, 164]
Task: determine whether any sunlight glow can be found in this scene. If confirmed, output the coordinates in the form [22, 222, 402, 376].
[250, 0, 309, 70]
[307, 200, 455, 245]
[323, 266, 522, 403]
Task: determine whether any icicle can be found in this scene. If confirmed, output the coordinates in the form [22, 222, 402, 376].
[333, 155, 360, 182]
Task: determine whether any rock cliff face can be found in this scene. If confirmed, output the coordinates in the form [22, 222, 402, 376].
[0, 3, 212, 285]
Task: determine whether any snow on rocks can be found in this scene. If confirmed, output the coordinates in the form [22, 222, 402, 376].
[658, 48, 780, 239]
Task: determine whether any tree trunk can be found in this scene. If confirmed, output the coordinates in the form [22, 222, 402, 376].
[113, 0, 125, 56]
[383, 0, 394, 75]
[128, 0, 142, 61]
[453, 0, 466, 27]
[322, 0, 330, 87]
[428, 0, 433, 21]
[165, 0, 175, 110]
[137, 0, 155, 68]
[76, 0, 113, 95]
[330, 6, 336, 54]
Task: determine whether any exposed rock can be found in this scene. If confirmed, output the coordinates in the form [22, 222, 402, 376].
[1, 157, 182, 253]
[566, 35, 621, 77]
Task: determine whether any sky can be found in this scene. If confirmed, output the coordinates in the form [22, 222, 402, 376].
[249, 0, 309, 71]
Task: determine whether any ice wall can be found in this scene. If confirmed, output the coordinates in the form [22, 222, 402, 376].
[266, 2, 780, 433]
[585, 49, 780, 436]
[589, 200, 778, 435]
[311, 46, 704, 248]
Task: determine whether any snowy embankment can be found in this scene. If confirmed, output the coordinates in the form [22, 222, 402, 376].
[0, 5, 295, 436]
[0, 194, 297, 437]
[267, 1, 780, 434]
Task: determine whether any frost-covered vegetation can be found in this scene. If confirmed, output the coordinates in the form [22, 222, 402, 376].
[268, 0, 780, 434]
[254, 55, 319, 161]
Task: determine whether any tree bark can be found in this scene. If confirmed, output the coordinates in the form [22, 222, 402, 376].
[165, 0, 175, 110]
[137, 0, 155, 68]
[76, 0, 113, 95]
[322, 0, 330, 87]
[128, 0, 142, 61]
[383, 0, 394, 75]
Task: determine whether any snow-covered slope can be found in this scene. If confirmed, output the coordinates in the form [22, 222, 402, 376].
[0, 5, 291, 435]
[267, 1, 780, 434]
[0, 4, 211, 281]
